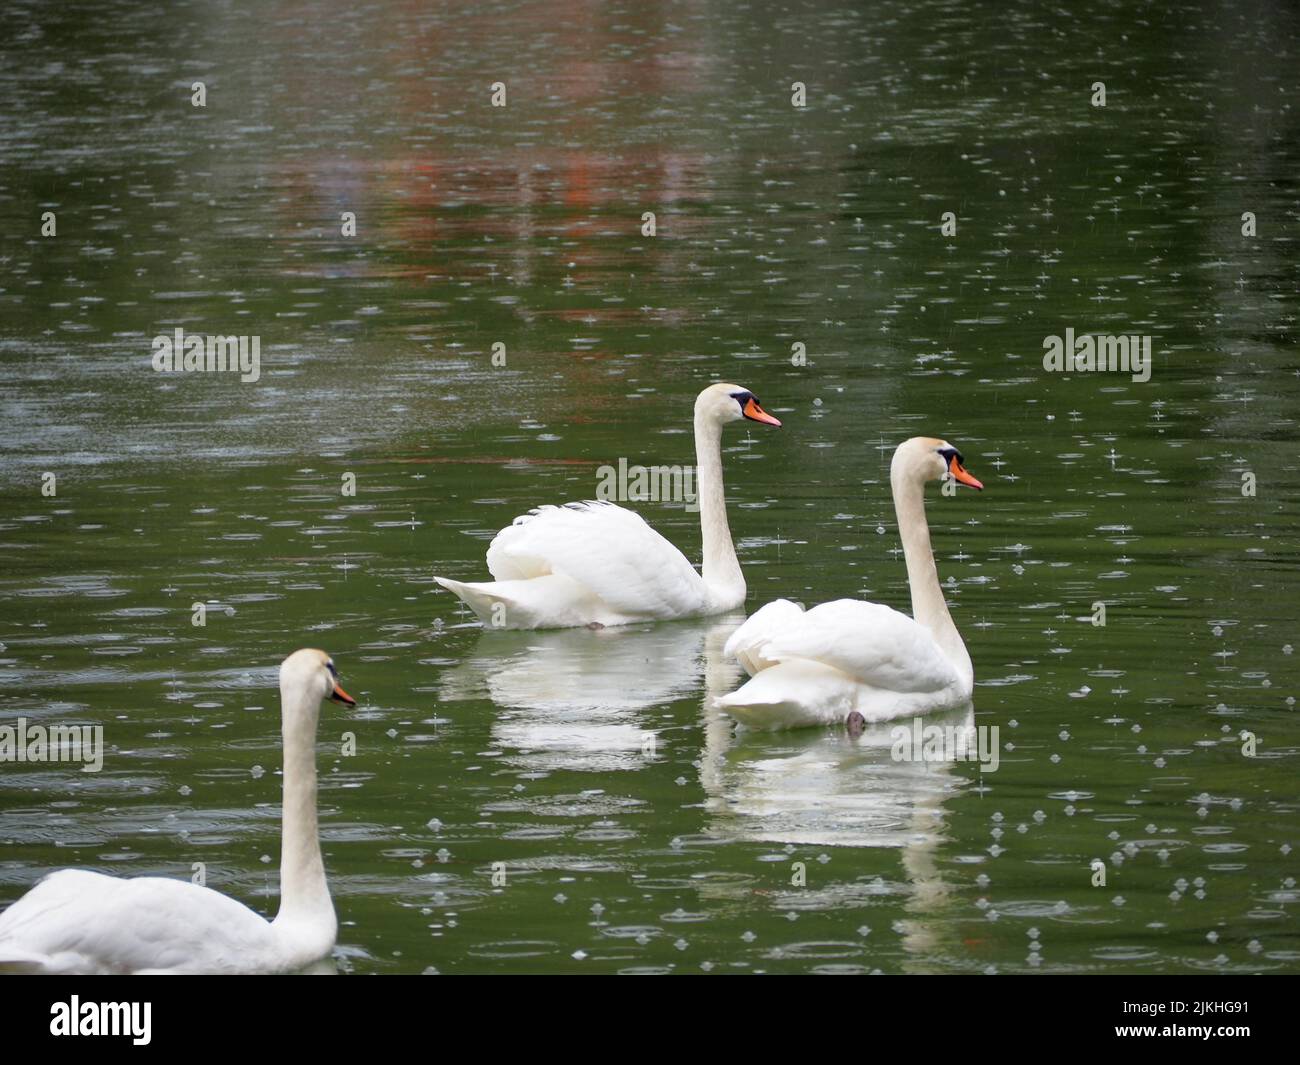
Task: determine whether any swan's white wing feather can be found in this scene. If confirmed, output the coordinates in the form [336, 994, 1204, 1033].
[485, 502, 707, 618]
[0, 869, 278, 974]
[724, 598, 806, 676]
[752, 598, 958, 694]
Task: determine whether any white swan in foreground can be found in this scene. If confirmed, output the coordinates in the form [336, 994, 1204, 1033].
[0, 648, 356, 974]
[718, 437, 983, 730]
[434, 383, 781, 629]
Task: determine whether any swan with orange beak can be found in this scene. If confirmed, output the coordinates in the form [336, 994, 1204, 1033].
[0, 649, 358, 973]
[719, 437, 984, 730]
[435, 383, 782, 629]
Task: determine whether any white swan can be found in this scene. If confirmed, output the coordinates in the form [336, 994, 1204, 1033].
[0, 648, 356, 974]
[718, 437, 983, 730]
[434, 383, 781, 629]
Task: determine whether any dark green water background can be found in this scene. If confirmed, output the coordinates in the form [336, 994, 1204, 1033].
[1, 0, 1298, 973]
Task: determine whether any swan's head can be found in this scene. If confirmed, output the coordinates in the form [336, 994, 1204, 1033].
[280, 648, 356, 708]
[696, 382, 782, 428]
[893, 436, 983, 490]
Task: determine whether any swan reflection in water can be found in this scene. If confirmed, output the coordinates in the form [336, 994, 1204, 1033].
[699, 618, 981, 964]
[439, 617, 983, 963]
[438, 618, 738, 773]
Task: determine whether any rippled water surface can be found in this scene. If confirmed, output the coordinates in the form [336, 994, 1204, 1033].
[1, 0, 1298, 974]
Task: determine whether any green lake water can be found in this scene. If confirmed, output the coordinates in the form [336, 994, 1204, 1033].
[1, 0, 1298, 973]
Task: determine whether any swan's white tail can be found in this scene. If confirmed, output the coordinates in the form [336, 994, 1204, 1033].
[724, 598, 806, 676]
[433, 576, 504, 624]
[434, 573, 601, 630]
[717, 660, 859, 730]
[0, 947, 52, 972]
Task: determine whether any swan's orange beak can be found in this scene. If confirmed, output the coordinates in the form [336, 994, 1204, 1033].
[948, 453, 983, 490]
[329, 683, 356, 707]
[743, 397, 781, 427]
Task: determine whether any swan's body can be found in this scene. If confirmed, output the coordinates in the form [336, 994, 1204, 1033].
[719, 437, 982, 730]
[439, 501, 718, 629]
[435, 383, 780, 630]
[0, 870, 328, 975]
[0, 649, 356, 975]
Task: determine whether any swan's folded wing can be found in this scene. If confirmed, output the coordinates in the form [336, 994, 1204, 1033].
[758, 598, 957, 693]
[724, 598, 806, 676]
[485, 502, 707, 617]
[0, 870, 273, 973]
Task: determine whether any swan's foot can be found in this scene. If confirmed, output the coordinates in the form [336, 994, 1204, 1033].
[845, 711, 866, 737]
[586, 621, 605, 630]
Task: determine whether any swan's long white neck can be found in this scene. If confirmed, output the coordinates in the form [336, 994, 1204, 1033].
[694, 410, 744, 607]
[273, 679, 334, 934]
[892, 467, 973, 691]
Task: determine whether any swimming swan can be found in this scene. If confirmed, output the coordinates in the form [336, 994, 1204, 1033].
[719, 437, 983, 730]
[434, 383, 781, 629]
[0, 648, 356, 974]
